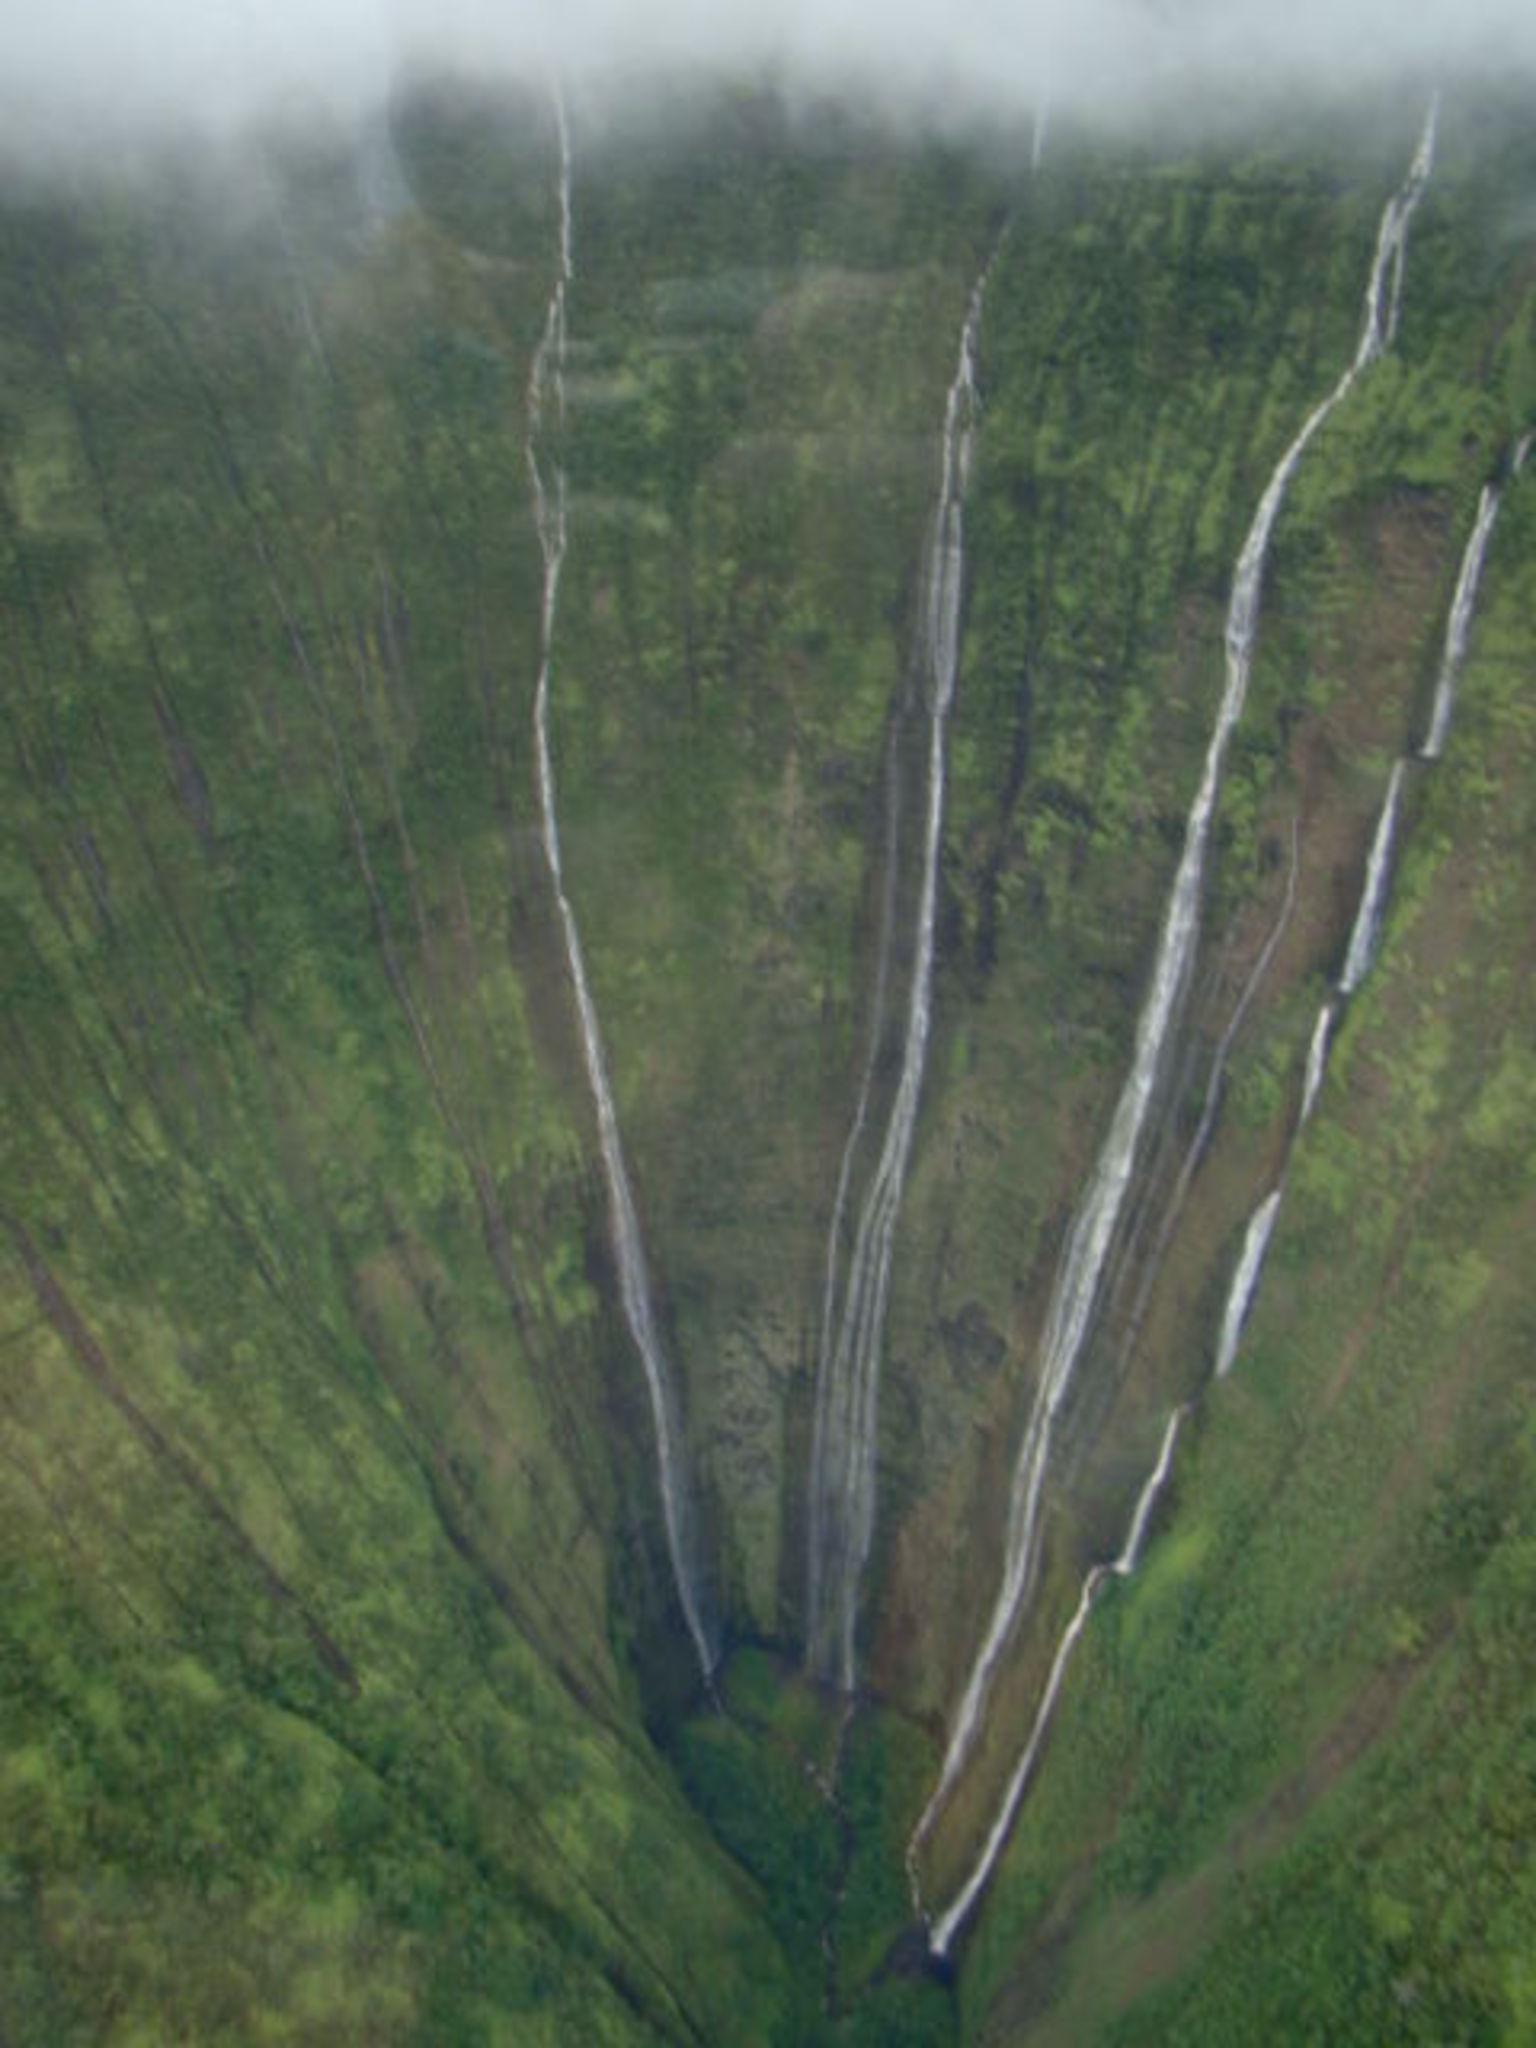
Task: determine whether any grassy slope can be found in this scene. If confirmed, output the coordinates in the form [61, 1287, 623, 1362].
[0, 103, 796, 2044]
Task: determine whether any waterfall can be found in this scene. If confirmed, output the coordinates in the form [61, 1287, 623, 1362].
[1422, 485, 1501, 760]
[928, 1407, 1187, 1958]
[527, 94, 716, 1683]
[1338, 759, 1407, 996]
[920, 370, 1518, 1951]
[1422, 428, 1532, 761]
[1358, 93, 1437, 370]
[1113, 821, 1299, 1388]
[805, 730, 903, 1670]
[909, 100, 1439, 1864]
[804, 267, 990, 1690]
[1314, 432, 1528, 1110]
[1213, 1190, 1285, 1379]
[1300, 999, 1336, 1124]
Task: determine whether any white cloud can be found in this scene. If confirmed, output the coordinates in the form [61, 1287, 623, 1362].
[0, 0, 1531, 147]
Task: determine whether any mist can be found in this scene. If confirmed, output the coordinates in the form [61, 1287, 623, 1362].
[3, 0, 1534, 160]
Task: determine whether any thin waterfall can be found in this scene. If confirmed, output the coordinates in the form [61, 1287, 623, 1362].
[1213, 1190, 1285, 1379]
[1113, 821, 1299, 1388]
[928, 1407, 1187, 1957]
[1315, 431, 1525, 1108]
[1338, 759, 1407, 996]
[526, 95, 716, 1682]
[1422, 484, 1501, 759]
[1223, 446, 1529, 1365]
[1300, 999, 1336, 1124]
[927, 244, 1511, 1939]
[814, 728, 905, 1400]
[1361, 94, 1437, 368]
[910, 100, 1439, 1866]
[1225, 434, 1529, 1359]
[1421, 429, 1532, 762]
[805, 265, 990, 1689]
[806, 726, 903, 1651]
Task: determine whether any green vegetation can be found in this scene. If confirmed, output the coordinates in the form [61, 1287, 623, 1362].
[2, 70, 1533, 2044]
[958, 157, 1536, 2042]
[672, 1650, 956, 2046]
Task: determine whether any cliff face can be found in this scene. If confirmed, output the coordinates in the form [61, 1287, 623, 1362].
[2, 76, 1533, 2044]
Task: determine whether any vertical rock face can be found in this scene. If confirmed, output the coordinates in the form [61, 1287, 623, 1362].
[1, 72, 1534, 2047]
[528, 92, 717, 1684]
[911, 100, 1439, 1869]
[804, 263, 989, 1692]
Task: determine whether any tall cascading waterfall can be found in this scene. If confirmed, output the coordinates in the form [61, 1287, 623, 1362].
[805, 730, 903, 1679]
[929, 1406, 1188, 1958]
[909, 97, 1438, 1877]
[814, 734, 905, 1401]
[1338, 759, 1407, 996]
[1423, 482, 1503, 760]
[923, 165, 1527, 1954]
[804, 267, 991, 1691]
[526, 96, 716, 1683]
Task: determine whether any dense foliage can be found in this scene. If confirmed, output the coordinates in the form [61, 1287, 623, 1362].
[2, 72, 1532, 2042]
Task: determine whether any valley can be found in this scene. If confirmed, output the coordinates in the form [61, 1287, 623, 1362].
[2, 69, 1533, 2043]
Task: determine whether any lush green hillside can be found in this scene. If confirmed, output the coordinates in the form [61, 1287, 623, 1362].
[1, 72, 1533, 2043]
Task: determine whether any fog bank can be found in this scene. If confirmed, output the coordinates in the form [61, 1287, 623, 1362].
[3, 0, 1533, 156]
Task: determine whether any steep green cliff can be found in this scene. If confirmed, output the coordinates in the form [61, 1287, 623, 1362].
[2, 73, 1533, 2043]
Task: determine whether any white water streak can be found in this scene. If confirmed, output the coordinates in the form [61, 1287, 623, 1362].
[1114, 821, 1298, 1384]
[1422, 484, 1501, 760]
[1213, 1190, 1284, 1379]
[1421, 426, 1533, 759]
[910, 97, 1438, 1862]
[805, 268, 989, 1689]
[1359, 94, 1437, 369]
[1338, 758, 1407, 996]
[929, 1407, 1187, 1958]
[1300, 999, 1336, 1124]
[527, 94, 715, 1681]
[806, 730, 902, 1653]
